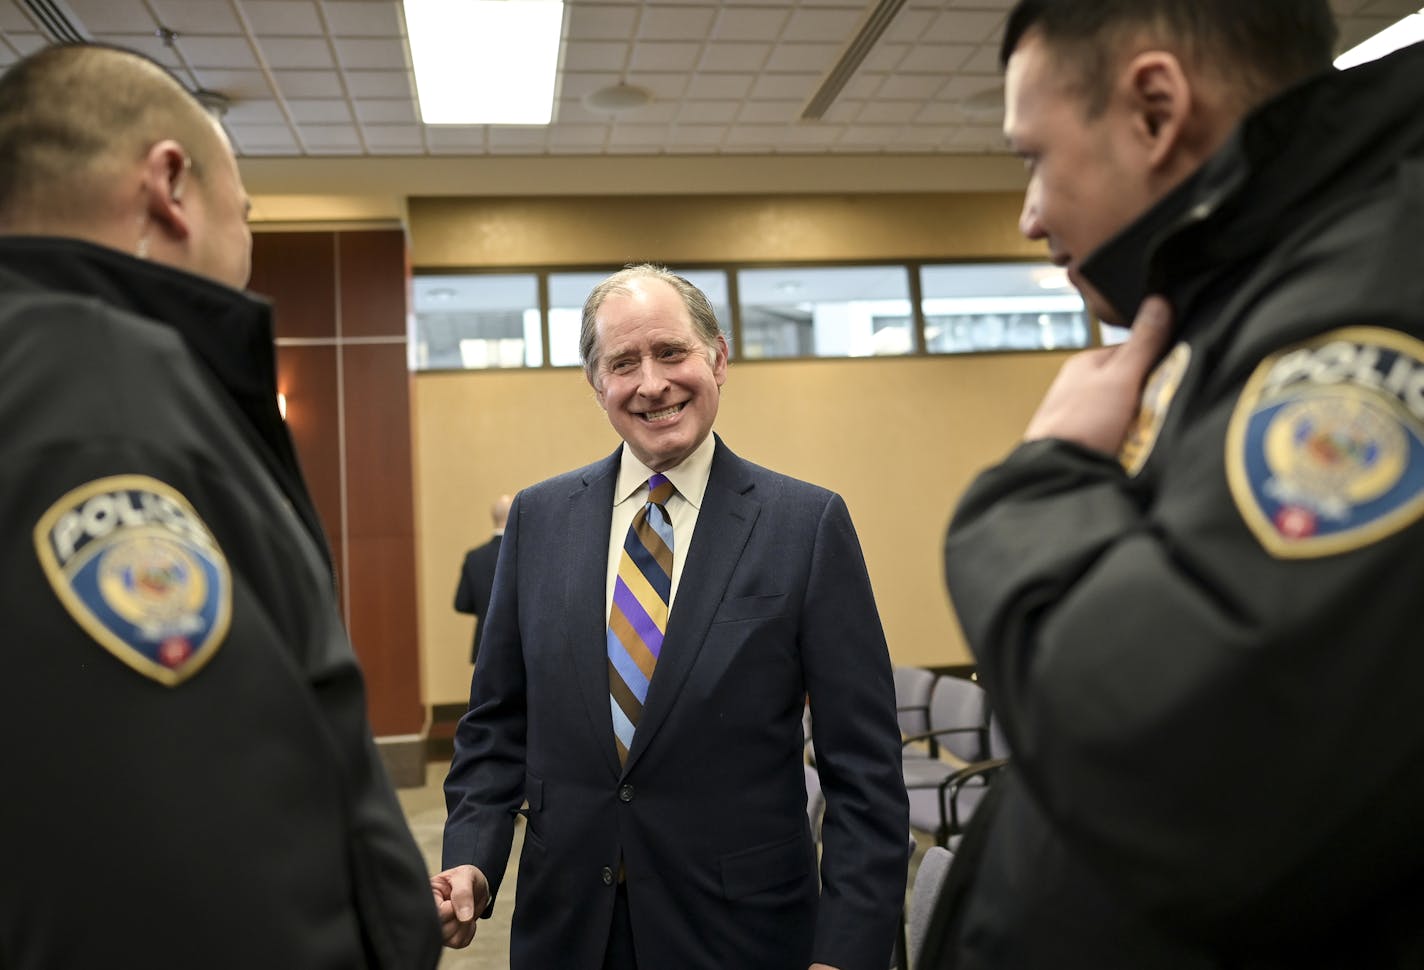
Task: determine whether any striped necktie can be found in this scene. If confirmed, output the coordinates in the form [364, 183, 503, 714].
[607, 473, 676, 765]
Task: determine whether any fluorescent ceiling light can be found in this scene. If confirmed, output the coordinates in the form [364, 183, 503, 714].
[1334, 6, 1424, 70]
[404, 0, 564, 125]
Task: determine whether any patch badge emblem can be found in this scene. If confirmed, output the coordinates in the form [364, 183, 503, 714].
[1227, 327, 1424, 558]
[33, 475, 232, 685]
[1120, 341, 1191, 476]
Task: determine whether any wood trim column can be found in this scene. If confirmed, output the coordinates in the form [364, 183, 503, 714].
[250, 228, 425, 759]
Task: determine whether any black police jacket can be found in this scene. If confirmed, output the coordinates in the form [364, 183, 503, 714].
[0, 237, 440, 968]
[937, 40, 1424, 970]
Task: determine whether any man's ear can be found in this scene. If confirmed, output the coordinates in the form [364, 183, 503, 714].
[141, 139, 193, 240]
[1123, 50, 1192, 171]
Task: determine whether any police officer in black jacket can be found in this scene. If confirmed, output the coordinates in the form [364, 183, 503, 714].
[0, 44, 440, 967]
[934, 1, 1424, 967]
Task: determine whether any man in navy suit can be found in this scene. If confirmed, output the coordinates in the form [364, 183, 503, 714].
[433, 264, 909, 970]
[454, 494, 511, 663]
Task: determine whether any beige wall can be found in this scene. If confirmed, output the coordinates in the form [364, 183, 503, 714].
[410, 191, 1067, 707]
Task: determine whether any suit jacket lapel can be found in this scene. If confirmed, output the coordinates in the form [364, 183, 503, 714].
[565, 448, 623, 779]
[625, 437, 760, 774]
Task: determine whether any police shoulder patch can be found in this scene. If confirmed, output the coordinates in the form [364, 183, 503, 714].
[1227, 326, 1424, 558]
[33, 475, 232, 686]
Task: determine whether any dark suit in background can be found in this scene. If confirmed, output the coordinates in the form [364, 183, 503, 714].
[454, 535, 500, 663]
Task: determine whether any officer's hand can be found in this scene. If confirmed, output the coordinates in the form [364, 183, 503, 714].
[431, 864, 490, 949]
[1023, 296, 1174, 454]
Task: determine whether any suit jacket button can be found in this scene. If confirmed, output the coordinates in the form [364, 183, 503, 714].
[601, 866, 615, 885]
[618, 784, 635, 803]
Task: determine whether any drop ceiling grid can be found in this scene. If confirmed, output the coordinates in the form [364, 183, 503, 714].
[0, 0, 1417, 158]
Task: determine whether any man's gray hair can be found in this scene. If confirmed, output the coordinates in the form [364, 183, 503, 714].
[579, 264, 723, 380]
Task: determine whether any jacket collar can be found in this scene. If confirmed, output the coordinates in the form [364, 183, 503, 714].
[1080, 41, 1424, 325]
[0, 235, 278, 400]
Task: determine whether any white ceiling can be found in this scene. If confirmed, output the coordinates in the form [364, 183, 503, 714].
[0, 0, 1415, 162]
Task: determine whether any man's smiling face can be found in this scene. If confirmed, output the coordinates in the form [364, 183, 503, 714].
[590, 276, 728, 472]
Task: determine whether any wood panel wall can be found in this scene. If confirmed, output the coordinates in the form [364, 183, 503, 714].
[248, 228, 424, 742]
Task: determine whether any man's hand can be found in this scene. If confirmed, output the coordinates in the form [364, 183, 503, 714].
[1023, 296, 1175, 453]
[430, 864, 490, 949]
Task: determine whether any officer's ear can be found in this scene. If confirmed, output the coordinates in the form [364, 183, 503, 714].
[1120, 49, 1192, 172]
[141, 139, 194, 240]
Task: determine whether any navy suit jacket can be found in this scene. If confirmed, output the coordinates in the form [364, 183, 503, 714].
[455, 536, 501, 663]
[442, 437, 908, 970]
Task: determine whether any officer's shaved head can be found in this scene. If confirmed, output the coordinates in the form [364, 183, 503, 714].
[0, 43, 225, 230]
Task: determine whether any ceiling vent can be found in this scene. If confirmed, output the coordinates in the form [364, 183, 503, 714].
[801, 0, 908, 121]
[21, 0, 89, 43]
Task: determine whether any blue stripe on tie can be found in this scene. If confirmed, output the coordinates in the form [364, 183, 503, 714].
[646, 504, 675, 561]
[610, 695, 636, 751]
[607, 626, 651, 701]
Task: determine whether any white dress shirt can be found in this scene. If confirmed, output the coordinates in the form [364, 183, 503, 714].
[604, 431, 715, 618]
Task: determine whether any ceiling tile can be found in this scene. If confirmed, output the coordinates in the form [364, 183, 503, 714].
[288, 99, 355, 123]
[698, 42, 770, 72]
[226, 123, 299, 151]
[677, 100, 739, 123]
[567, 5, 640, 40]
[818, 99, 862, 124]
[273, 69, 346, 98]
[357, 99, 420, 123]
[638, 5, 718, 40]
[66, 0, 153, 33]
[333, 37, 407, 70]
[343, 69, 412, 98]
[558, 71, 623, 98]
[914, 101, 968, 125]
[150, 1, 243, 34]
[684, 73, 754, 99]
[241, 1, 324, 36]
[838, 73, 883, 100]
[763, 42, 839, 72]
[857, 100, 921, 124]
[321, 1, 404, 37]
[712, 7, 790, 41]
[882, 9, 936, 44]
[899, 44, 974, 74]
[299, 123, 364, 149]
[859, 43, 908, 73]
[737, 100, 801, 123]
[748, 73, 817, 100]
[223, 99, 287, 124]
[193, 68, 273, 100]
[361, 132, 425, 154]
[938, 74, 1002, 101]
[4, 33, 48, 57]
[925, 10, 1005, 45]
[876, 74, 946, 100]
[176, 36, 258, 70]
[563, 41, 630, 71]
[782, 8, 863, 43]
[258, 36, 335, 69]
[958, 45, 1001, 74]
[0, 4, 35, 29]
[630, 41, 703, 71]
[621, 71, 689, 98]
